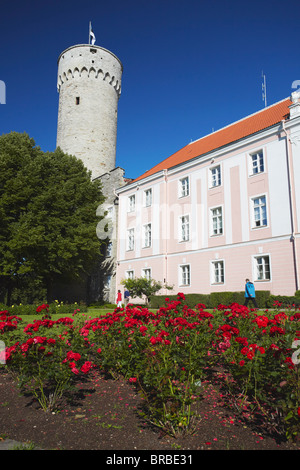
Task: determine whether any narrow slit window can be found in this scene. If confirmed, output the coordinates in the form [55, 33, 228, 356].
[76, 97, 80, 105]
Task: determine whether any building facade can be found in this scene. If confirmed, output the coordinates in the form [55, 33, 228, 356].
[115, 92, 300, 298]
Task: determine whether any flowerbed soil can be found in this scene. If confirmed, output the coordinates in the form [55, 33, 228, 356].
[0, 367, 299, 451]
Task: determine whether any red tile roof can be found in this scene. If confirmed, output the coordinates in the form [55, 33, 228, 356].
[133, 97, 291, 182]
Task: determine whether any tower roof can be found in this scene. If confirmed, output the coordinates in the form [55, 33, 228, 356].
[133, 97, 292, 182]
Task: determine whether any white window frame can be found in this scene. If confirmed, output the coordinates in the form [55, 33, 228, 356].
[128, 195, 136, 212]
[253, 254, 271, 281]
[142, 268, 152, 280]
[143, 223, 152, 248]
[144, 188, 152, 207]
[126, 228, 135, 251]
[249, 149, 264, 176]
[179, 214, 190, 242]
[209, 165, 221, 188]
[210, 206, 223, 236]
[125, 270, 135, 280]
[251, 194, 268, 228]
[179, 264, 191, 286]
[211, 259, 225, 284]
[178, 176, 190, 198]
[103, 274, 112, 289]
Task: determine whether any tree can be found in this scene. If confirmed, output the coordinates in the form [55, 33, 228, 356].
[121, 277, 173, 305]
[0, 132, 105, 302]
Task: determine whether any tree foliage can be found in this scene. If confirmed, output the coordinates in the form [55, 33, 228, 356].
[121, 276, 173, 304]
[0, 132, 105, 302]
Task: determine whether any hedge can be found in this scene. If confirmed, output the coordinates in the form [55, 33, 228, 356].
[149, 291, 271, 309]
[0, 301, 88, 316]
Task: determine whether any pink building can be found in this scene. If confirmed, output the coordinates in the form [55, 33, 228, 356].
[115, 92, 300, 298]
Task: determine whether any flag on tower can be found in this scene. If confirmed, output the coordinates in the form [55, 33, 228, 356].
[89, 22, 96, 45]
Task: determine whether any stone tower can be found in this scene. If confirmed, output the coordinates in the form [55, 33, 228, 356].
[56, 44, 123, 179]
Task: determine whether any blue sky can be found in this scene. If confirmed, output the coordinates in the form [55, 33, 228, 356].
[0, 0, 299, 180]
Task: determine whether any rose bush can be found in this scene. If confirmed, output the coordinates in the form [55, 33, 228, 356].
[1, 296, 300, 440]
[2, 310, 95, 411]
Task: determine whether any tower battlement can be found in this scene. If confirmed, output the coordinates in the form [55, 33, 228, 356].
[56, 44, 123, 179]
[57, 44, 122, 96]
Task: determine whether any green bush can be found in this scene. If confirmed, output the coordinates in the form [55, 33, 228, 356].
[150, 291, 271, 309]
[0, 301, 88, 316]
[267, 295, 300, 308]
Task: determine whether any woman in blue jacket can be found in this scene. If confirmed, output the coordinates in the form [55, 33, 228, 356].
[244, 279, 258, 308]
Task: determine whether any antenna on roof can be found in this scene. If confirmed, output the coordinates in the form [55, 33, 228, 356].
[262, 71, 267, 107]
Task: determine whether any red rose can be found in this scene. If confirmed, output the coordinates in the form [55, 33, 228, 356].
[81, 361, 92, 374]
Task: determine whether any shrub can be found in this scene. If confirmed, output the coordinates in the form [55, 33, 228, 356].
[150, 291, 270, 309]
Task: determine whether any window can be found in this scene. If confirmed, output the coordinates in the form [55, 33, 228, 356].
[126, 270, 134, 279]
[127, 228, 135, 251]
[210, 165, 221, 187]
[142, 268, 151, 280]
[128, 195, 135, 212]
[144, 188, 152, 207]
[179, 215, 190, 242]
[250, 150, 264, 175]
[211, 207, 223, 235]
[106, 241, 112, 257]
[76, 96, 80, 105]
[103, 275, 112, 289]
[254, 255, 271, 281]
[211, 260, 224, 284]
[179, 177, 189, 198]
[252, 195, 267, 227]
[143, 223, 152, 248]
[179, 264, 191, 286]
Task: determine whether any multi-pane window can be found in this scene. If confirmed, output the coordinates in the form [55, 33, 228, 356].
[252, 195, 267, 227]
[179, 264, 191, 286]
[210, 165, 221, 187]
[126, 270, 134, 279]
[143, 223, 152, 248]
[128, 195, 135, 212]
[103, 275, 112, 289]
[211, 260, 224, 284]
[142, 268, 151, 280]
[144, 188, 152, 207]
[127, 228, 135, 251]
[250, 150, 264, 175]
[179, 177, 189, 197]
[179, 215, 190, 242]
[106, 241, 112, 257]
[254, 255, 271, 281]
[211, 207, 223, 235]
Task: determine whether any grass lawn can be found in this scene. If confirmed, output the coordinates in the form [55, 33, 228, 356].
[17, 307, 158, 324]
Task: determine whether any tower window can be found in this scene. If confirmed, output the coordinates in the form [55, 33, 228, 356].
[90, 48, 97, 54]
[76, 97, 80, 105]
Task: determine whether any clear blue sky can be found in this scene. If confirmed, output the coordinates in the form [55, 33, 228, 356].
[0, 0, 299, 180]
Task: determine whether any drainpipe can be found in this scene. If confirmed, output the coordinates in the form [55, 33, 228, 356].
[281, 119, 299, 291]
[163, 169, 169, 293]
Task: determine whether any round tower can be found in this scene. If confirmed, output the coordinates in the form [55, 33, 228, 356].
[56, 44, 123, 179]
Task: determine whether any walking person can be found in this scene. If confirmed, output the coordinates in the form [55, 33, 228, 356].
[116, 290, 122, 308]
[124, 289, 130, 307]
[244, 279, 258, 308]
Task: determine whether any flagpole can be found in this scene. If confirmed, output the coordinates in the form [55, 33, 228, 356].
[89, 21, 91, 44]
